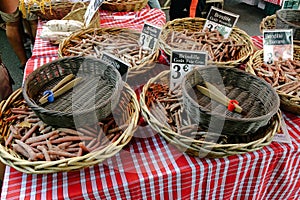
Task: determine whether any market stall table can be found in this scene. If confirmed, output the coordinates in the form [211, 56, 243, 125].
[1, 10, 300, 199]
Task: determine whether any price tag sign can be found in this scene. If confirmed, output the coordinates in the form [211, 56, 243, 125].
[170, 50, 207, 90]
[84, 0, 104, 28]
[272, 115, 292, 144]
[203, 6, 239, 39]
[263, 29, 293, 64]
[282, 0, 300, 9]
[101, 52, 130, 82]
[139, 22, 162, 53]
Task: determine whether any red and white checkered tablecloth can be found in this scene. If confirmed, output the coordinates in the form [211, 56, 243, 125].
[2, 9, 300, 199]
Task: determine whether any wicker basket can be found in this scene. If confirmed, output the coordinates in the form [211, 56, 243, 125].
[62, 1, 100, 29]
[45, 1, 100, 45]
[182, 66, 280, 135]
[101, 0, 148, 12]
[159, 17, 254, 66]
[259, 14, 276, 33]
[246, 46, 300, 115]
[139, 70, 280, 158]
[0, 84, 139, 174]
[276, 9, 300, 41]
[27, 1, 88, 21]
[58, 27, 159, 78]
[22, 56, 124, 128]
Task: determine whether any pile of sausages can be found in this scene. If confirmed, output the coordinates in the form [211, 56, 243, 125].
[145, 83, 227, 143]
[62, 31, 153, 68]
[254, 59, 300, 101]
[164, 29, 246, 62]
[2, 99, 127, 161]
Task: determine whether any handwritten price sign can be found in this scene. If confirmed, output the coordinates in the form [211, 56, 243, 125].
[170, 50, 207, 90]
[84, 0, 104, 27]
[203, 6, 239, 39]
[139, 22, 162, 53]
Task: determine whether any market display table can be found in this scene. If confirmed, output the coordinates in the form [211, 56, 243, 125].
[1, 9, 300, 199]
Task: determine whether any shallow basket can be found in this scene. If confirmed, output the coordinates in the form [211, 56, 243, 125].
[101, 0, 148, 12]
[28, 1, 87, 21]
[23, 56, 124, 128]
[58, 27, 159, 78]
[182, 66, 280, 135]
[246, 46, 300, 115]
[159, 17, 254, 66]
[139, 70, 280, 158]
[259, 14, 276, 33]
[0, 85, 139, 174]
[276, 9, 300, 41]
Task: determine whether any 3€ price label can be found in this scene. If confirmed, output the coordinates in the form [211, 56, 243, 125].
[84, 0, 104, 27]
[170, 50, 207, 90]
[203, 6, 239, 39]
[139, 22, 162, 53]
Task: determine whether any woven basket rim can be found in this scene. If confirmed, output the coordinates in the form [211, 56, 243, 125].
[28, 1, 76, 11]
[25, 1, 87, 20]
[103, 0, 147, 5]
[0, 84, 139, 174]
[22, 56, 124, 126]
[101, 0, 148, 11]
[276, 9, 300, 28]
[139, 70, 280, 158]
[259, 14, 276, 33]
[159, 17, 254, 66]
[182, 66, 280, 123]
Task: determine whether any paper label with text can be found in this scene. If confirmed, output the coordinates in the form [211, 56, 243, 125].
[203, 6, 239, 39]
[139, 22, 162, 53]
[282, 0, 300, 9]
[101, 52, 130, 81]
[263, 29, 293, 64]
[170, 50, 207, 90]
[84, 0, 104, 27]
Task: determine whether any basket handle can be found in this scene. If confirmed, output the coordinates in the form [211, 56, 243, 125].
[71, 1, 86, 12]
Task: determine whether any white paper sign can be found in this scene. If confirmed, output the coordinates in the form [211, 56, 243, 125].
[84, 0, 104, 27]
[101, 52, 130, 82]
[273, 115, 292, 144]
[263, 29, 293, 64]
[203, 6, 239, 39]
[170, 50, 207, 90]
[282, 0, 300, 9]
[139, 22, 162, 53]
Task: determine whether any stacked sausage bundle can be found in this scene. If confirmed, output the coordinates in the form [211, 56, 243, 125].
[59, 28, 157, 69]
[255, 59, 300, 98]
[247, 49, 300, 114]
[163, 29, 246, 63]
[159, 17, 254, 66]
[2, 92, 126, 162]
